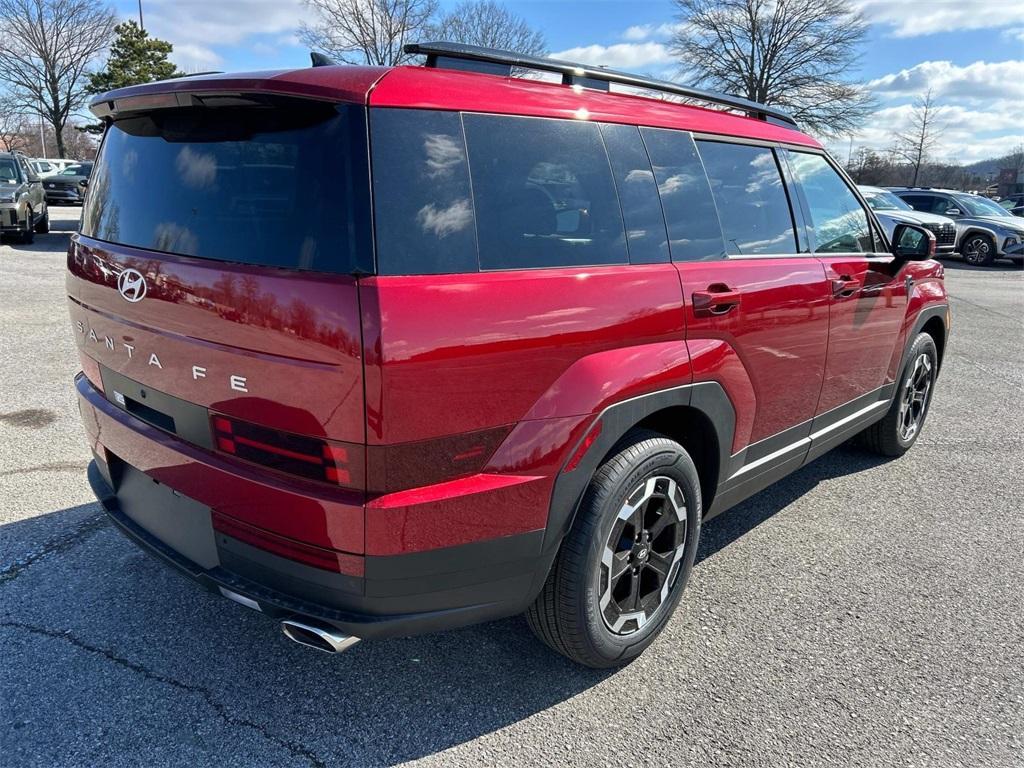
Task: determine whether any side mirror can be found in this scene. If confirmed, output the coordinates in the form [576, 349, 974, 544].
[79, 179, 89, 188]
[892, 223, 935, 260]
[945, 208, 961, 216]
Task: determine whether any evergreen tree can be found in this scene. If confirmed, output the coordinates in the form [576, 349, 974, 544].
[82, 21, 182, 133]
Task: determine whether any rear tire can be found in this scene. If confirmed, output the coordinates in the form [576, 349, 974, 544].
[861, 333, 938, 457]
[526, 430, 701, 668]
[961, 234, 995, 266]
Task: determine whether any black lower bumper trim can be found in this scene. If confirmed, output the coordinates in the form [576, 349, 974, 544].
[87, 460, 548, 639]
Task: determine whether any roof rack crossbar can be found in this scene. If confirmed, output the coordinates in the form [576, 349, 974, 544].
[405, 41, 798, 128]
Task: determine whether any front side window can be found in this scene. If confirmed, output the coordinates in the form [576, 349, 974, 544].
[955, 194, 1013, 218]
[372, 109, 477, 275]
[788, 152, 873, 253]
[695, 141, 796, 256]
[464, 114, 627, 270]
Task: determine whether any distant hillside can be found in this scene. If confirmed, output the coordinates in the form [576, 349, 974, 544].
[963, 149, 1024, 177]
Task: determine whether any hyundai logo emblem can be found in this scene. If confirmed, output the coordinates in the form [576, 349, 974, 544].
[117, 268, 147, 303]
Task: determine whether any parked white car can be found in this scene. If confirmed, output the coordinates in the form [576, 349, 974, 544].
[30, 158, 79, 177]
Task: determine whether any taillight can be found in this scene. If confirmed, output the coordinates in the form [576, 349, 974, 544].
[364, 425, 511, 494]
[210, 414, 363, 489]
[210, 415, 510, 495]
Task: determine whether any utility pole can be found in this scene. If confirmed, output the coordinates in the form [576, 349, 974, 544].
[39, 116, 46, 159]
[138, 0, 144, 30]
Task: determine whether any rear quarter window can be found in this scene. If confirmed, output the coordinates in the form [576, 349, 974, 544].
[463, 114, 627, 271]
[371, 109, 478, 275]
[600, 123, 670, 265]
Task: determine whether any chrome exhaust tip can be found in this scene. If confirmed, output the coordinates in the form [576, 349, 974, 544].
[281, 618, 361, 654]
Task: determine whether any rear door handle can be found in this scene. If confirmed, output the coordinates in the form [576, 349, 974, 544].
[831, 275, 861, 298]
[693, 284, 742, 316]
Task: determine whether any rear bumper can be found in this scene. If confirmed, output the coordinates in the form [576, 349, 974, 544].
[77, 374, 554, 639]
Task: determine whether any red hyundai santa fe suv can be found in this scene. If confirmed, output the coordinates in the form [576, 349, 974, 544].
[70, 43, 949, 667]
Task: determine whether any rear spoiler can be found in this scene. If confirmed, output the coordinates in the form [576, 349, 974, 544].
[88, 67, 389, 120]
[90, 91, 281, 120]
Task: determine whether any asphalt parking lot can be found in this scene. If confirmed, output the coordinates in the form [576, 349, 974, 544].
[1, 206, 1022, 767]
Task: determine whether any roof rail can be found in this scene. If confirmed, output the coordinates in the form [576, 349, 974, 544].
[404, 41, 799, 129]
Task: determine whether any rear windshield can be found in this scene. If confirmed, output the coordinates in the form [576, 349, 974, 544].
[82, 101, 372, 274]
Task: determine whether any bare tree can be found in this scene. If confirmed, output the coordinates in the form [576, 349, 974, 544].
[0, 92, 32, 151]
[671, 0, 874, 135]
[0, 0, 115, 158]
[300, 0, 438, 66]
[430, 0, 545, 55]
[891, 89, 944, 187]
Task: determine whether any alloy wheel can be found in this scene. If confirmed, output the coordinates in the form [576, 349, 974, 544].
[599, 475, 687, 635]
[963, 237, 991, 265]
[898, 353, 933, 442]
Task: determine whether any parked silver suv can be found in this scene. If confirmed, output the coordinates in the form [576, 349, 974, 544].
[890, 187, 1024, 267]
[0, 152, 50, 244]
[859, 186, 957, 256]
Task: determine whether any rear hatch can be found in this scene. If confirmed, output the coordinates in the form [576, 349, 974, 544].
[68, 90, 374, 492]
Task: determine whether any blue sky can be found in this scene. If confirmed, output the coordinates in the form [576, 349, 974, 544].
[111, 0, 1023, 163]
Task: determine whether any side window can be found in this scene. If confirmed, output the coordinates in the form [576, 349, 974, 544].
[463, 114, 627, 270]
[901, 195, 938, 213]
[599, 123, 669, 264]
[371, 109, 478, 275]
[22, 159, 39, 182]
[695, 141, 796, 256]
[788, 152, 873, 253]
[640, 127, 725, 261]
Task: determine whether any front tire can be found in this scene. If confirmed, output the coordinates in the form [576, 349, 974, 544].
[861, 333, 938, 457]
[961, 234, 995, 266]
[19, 210, 35, 244]
[526, 431, 702, 668]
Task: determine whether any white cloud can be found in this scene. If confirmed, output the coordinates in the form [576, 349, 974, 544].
[549, 42, 673, 71]
[868, 60, 1024, 103]
[832, 103, 1024, 164]
[837, 58, 1024, 163]
[135, 0, 304, 66]
[852, 0, 1024, 37]
[171, 43, 223, 71]
[621, 23, 680, 41]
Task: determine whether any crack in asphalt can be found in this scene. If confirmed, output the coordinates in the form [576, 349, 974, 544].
[948, 349, 1023, 388]
[0, 461, 89, 478]
[947, 291, 1021, 323]
[0, 621, 327, 768]
[0, 512, 108, 585]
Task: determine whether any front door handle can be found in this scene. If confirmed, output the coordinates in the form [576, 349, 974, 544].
[831, 275, 862, 298]
[693, 284, 742, 316]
